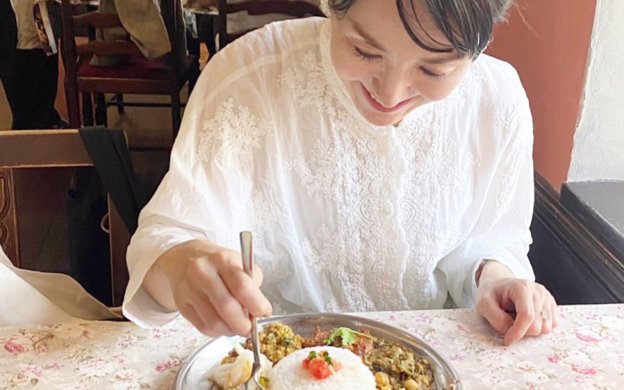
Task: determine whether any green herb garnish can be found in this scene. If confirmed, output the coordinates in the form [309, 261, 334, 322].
[324, 327, 373, 346]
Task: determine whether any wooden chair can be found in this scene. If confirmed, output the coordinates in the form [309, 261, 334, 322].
[0, 130, 131, 307]
[59, 0, 200, 143]
[216, 0, 323, 49]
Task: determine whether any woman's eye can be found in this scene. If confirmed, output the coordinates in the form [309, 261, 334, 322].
[353, 47, 380, 62]
[420, 67, 446, 79]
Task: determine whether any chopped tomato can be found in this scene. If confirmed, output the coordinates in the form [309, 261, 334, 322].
[307, 357, 332, 379]
[302, 351, 342, 380]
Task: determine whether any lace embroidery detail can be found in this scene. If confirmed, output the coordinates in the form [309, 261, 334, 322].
[197, 98, 268, 168]
[280, 51, 339, 118]
[492, 99, 532, 223]
[281, 46, 411, 311]
[396, 106, 468, 304]
[187, 22, 529, 314]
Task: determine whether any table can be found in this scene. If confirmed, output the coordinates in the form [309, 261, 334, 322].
[0, 304, 623, 389]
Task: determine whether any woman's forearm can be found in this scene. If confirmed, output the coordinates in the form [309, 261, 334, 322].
[142, 245, 186, 311]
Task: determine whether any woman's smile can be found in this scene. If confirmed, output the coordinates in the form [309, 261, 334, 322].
[359, 82, 413, 114]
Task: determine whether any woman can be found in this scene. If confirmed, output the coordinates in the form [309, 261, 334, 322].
[123, 0, 558, 346]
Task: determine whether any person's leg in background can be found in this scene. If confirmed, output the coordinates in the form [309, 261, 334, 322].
[0, 0, 65, 130]
[38, 50, 63, 128]
[196, 14, 216, 59]
[0, 0, 18, 128]
[4, 50, 63, 130]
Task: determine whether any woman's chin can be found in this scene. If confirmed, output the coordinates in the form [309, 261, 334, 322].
[358, 109, 405, 127]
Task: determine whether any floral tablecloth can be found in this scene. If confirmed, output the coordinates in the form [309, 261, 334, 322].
[1, 304, 623, 389]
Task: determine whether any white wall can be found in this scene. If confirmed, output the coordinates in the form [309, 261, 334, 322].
[568, 0, 624, 181]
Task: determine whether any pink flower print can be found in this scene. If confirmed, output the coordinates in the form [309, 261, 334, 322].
[44, 363, 63, 370]
[449, 354, 464, 361]
[572, 364, 597, 375]
[4, 340, 27, 353]
[414, 314, 433, 325]
[575, 331, 599, 343]
[547, 354, 560, 363]
[23, 364, 43, 377]
[118, 334, 138, 348]
[155, 358, 182, 373]
[456, 322, 470, 333]
[152, 328, 175, 339]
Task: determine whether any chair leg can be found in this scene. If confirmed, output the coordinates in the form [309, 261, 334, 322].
[95, 93, 107, 127]
[82, 93, 94, 127]
[65, 80, 81, 128]
[115, 93, 124, 114]
[171, 92, 181, 142]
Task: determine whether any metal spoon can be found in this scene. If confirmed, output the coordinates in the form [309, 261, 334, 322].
[239, 231, 264, 390]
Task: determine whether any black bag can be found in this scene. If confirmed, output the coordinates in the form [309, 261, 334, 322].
[67, 127, 151, 305]
[67, 168, 111, 304]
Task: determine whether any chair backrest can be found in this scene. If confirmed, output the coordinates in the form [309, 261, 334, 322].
[0, 130, 131, 307]
[216, 0, 323, 49]
[59, 1, 140, 75]
[59, 0, 178, 62]
[58, 0, 188, 131]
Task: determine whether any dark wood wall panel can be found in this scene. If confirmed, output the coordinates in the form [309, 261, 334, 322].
[0, 168, 18, 266]
[529, 174, 624, 304]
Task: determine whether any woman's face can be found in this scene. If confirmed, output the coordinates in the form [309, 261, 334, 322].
[329, 0, 473, 126]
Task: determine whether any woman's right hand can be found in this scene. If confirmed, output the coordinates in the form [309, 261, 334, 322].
[146, 239, 272, 337]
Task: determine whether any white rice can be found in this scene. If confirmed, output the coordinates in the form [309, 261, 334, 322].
[266, 346, 376, 390]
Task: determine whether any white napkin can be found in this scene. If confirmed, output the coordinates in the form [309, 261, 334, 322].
[0, 247, 121, 327]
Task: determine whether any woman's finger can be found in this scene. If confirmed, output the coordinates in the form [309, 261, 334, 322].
[476, 295, 514, 334]
[539, 293, 558, 334]
[177, 300, 232, 337]
[540, 307, 553, 334]
[550, 297, 559, 328]
[188, 290, 237, 337]
[503, 282, 536, 345]
[186, 255, 251, 335]
[204, 271, 251, 335]
[253, 265, 264, 286]
[220, 265, 272, 319]
[174, 278, 235, 337]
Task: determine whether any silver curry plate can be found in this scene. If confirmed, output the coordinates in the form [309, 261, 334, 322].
[172, 313, 462, 390]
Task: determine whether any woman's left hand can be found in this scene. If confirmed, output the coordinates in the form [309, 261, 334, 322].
[475, 261, 558, 345]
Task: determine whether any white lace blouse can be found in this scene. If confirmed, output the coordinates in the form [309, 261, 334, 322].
[123, 17, 535, 327]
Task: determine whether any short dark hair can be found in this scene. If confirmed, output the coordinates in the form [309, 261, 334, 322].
[328, 0, 513, 58]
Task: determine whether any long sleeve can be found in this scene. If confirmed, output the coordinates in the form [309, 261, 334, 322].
[436, 77, 536, 308]
[122, 28, 284, 326]
[122, 72, 224, 327]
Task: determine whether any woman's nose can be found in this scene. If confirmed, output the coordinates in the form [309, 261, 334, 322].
[372, 69, 414, 108]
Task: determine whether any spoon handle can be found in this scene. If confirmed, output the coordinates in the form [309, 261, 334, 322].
[239, 231, 261, 371]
